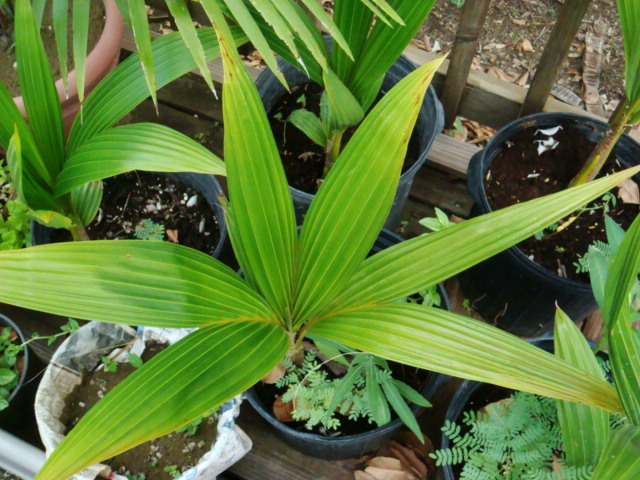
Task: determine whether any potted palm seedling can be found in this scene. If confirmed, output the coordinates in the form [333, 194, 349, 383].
[459, 0, 640, 335]
[0, 17, 636, 477]
[1, 0, 238, 255]
[250, 0, 443, 228]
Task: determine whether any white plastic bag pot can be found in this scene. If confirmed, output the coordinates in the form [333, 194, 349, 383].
[35, 323, 251, 480]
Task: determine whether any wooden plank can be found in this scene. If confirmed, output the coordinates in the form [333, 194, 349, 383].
[425, 133, 479, 177]
[520, 0, 593, 116]
[410, 167, 473, 218]
[228, 407, 359, 480]
[441, 0, 492, 127]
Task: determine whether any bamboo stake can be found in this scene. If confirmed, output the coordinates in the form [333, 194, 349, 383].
[520, 0, 592, 117]
[441, 0, 492, 128]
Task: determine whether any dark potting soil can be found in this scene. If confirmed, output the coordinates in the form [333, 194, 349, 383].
[61, 342, 219, 480]
[484, 126, 639, 282]
[253, 358, 431, 438]
[52, 171, 221, 254]
[269, 82, 422, 195]
[0, 1, 105, 97]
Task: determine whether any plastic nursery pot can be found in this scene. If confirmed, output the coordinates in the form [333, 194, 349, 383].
[245, 229, 451, 460]
[35, 323, 251, 480]
[459, 112, 640, 337]
[12, 0, 125, 134]
[440, 337, 553, 480]
[0, 313, 45, 448]
[255, 54, 444, 231]
[31, 172, 229, 258]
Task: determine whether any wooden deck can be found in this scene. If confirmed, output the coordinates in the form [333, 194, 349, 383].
[4, 34, 610, 479]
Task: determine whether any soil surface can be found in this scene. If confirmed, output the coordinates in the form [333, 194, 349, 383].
[61, 342, 219, 480]
[269, 82, 421, 195]
[64, 171, 221, 254]
[0, 1, 105, 97]
[417, 0, 624, 111]
[485, 125, 639, 282]
[254, 357, 431, 438]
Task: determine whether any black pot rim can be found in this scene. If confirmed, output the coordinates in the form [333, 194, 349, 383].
[468, 111, 640, 293]
[0, 313, 28, 404]
[256, 55, 443, 203]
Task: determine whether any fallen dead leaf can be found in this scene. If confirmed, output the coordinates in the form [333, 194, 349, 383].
[516, 71, 529, 86]
[273, 395, 295, 422]
[364, 466, 411, 480]
[519, 38, 535, 53]
[511, 18, 527, 26]
[369, 458, 404, 470]
[166, 229, 179, 243]
[471, 57, 484, 71]
[354, 472, 378, 480]
[262, 363, 285, 384]
[388, 442, 428, 479]
[487, 67, 515, 82]
[618, 178, 640, 204]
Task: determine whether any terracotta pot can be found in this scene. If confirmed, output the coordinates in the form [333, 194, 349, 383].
[12, 0, 125, 133]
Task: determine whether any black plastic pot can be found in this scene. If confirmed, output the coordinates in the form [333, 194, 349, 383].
[440, 336, 605, 479]
[441, 337, 553, 480]
[246, 229, 451, 460]
[459, 112, 640, 337]
[0, 314, 44, 448]
[31, 172, 228, 258]
[255, 54, 444, 231]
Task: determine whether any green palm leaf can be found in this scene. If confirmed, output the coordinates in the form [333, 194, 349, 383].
[327, 166, 640, 315]
[554, 308, 609, 466]
[205, 0, 288, 86]
[34, 321, 288, 480]
[55, 123, 226, 196]
[127, 0, 158, 107]
[216, 27, 297, 321]
[6, 127, 24, 204]
[331, 0, 374, 82]
[52, 0, 69, 94]
[66, 27, 248, 153]
[14, 0, 65, 169]
[604, 214, 640, 425]
[308, 304, 621, 413]
[590, 424, 640, 479]
[70, 181, 103, 227]
[72, 0, 90, 103]
[165, 0, 217, 95]
[0, 241, 275, 328]
[293, 58, 443, 324]
[617, 0, 640, 106]
[348, 0, 438, 109]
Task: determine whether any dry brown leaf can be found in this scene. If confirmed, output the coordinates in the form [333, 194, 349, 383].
[487, 67, 514, 82]
[471, 57, 484, 72]
[519, 38, 535, 53]
[364, 466, 410, 480]
[511, 18, 526, 26]
[369, 458, 404, 471]
[354, 471, 378, 480]
[482, 398, 513, 418]
[388, 442, 428, 479]
[618, 178, 640, 204]
[516, 71, 529, 86]
[272, 396, 295, 422]
[261, 363, 285, 384]
[166, 229, 179, 243]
